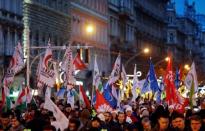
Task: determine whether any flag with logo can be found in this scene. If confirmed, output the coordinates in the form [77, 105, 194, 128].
[38, 43, 56, 87]
[3, 43, 25, 85]
[108, 54, 121, 85]
[164, 56, 179, 105]
[103, 83, 117, 109]
[79, 85, 91, 109]
[142, 60, 159, 94]
[61, 46, 76, 89]
[184, 62, 198, 108]
[93, 56, 103, 93]
[73, 53, 87, 70]
[95, 90, 113, 112]
[44, 96, 69, 131]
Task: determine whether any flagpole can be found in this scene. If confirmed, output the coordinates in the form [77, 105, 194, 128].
[91, 55, 97, 107]
[25, 28, 30, 108]
[26, 28, 30, 88]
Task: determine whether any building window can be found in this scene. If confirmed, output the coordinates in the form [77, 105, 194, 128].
[169, 33, 174, 43]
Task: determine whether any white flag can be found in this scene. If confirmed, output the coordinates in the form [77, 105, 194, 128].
[109, 54, 121, 85]
[93, 56, 103, 93]
[45, 86, 51, 98]
[3, 43, 25, 85]
[38, 43, 56, 87]
[132, 64, 139, 101]
[61, 46, 76, 88]
[120, 64, 127, 100]
[36, 57, 44, 88]
[184, 62, 198, 93]
[44, 97, 69, 131]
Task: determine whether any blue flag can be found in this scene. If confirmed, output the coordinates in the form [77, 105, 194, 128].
[156, 79, 164, 104]
[175, 68, 181, 89]
[103, 83, 117, 109]
[142, 60, 159, 93]
[56, 87, 66, 98]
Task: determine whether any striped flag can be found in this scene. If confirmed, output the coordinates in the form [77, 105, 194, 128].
[79, 85, 91, 109]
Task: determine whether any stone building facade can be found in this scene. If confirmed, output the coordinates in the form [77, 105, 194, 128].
[167, 1, 205, 81]
[108, 0, 168, 77]
[0, 0, 23, 80]
[70, 0, 110, 86]
[108, 0, 205, 80]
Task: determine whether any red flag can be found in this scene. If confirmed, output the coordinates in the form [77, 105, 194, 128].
[0, 87, 6, 110]
[94, 90, 113, 112]
[79, 85, 91, 109]
[164, 56, 179, 105]
[73, 53, 87, 70]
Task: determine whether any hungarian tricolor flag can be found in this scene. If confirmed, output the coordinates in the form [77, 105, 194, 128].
[73, 53, 87, 70]
[79, 85, 91, 109]
[15, 86, 32, 106]
[94, 90, 113, 113]
[164, 56, 179, 105]
[1, 85, 13, 111]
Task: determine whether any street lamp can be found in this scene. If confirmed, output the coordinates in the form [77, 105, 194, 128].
[86, 24, 94, 34]
[154, 56, 170, 67]
[143, 48, 149, 54]
[184, 64, 190, 70]
[125, 47, 150, 68]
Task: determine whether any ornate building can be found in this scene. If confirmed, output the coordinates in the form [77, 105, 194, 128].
[108, 0, 205, 80]
[0, 0, 23, 80]
[108, 0, 168, 77]
[70, 0, 110, 86]
[167, 1, 205, 81]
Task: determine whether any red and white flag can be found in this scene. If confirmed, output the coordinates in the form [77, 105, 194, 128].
[164, 56, 179, 105]
[0, 85, 9, 110]
[38, 43, 56, 87]
[61, 46, 76, 89]
[94, 90, 113, 113]
[73, 53, 87, 70]
[15, 86, 32, 106]
[3, 43, 25, 85]
[79, 85, 91, 109]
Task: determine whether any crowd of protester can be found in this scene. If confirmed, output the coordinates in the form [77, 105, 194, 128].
[0, 96, 205, 131]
